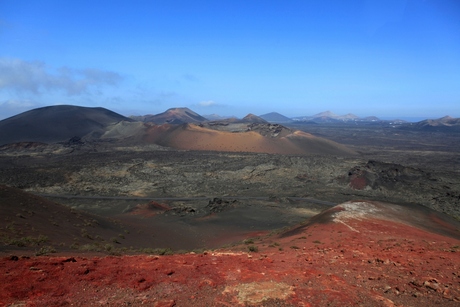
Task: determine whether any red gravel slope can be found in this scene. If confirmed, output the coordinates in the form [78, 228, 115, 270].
[143, 123, 357, 156]
[1, 200, 459, 306]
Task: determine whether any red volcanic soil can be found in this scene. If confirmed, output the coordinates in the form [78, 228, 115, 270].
[126, 201, 171, 217]
[143, 123, 356, 156]
[1, 201, 459, 306]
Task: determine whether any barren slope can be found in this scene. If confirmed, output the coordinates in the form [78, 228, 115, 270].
[144, 123, 356, 156]
[0, 185, 156, 254]
[1, 200, 459, 306]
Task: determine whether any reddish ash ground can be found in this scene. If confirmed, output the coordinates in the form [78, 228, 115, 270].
[1, 201, 460, 307]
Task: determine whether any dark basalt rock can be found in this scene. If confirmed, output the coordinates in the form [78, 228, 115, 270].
[62, 136, 85, 147]
[206, 198, 238, 213]
[346, 160, 431, 190]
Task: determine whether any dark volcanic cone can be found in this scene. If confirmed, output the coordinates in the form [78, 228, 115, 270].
[0, 105, 133, 145]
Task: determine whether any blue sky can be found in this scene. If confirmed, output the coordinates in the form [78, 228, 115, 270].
[0, 0, 459, 120]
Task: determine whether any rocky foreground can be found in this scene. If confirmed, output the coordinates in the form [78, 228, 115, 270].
[1, 201, 459, 306]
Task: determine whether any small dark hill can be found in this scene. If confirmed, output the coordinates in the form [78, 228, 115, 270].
[259, 112, 292, 123]
[138, 107, 207, 124]
[280, 200, 460, 240]
[361, 116, 380, 121]
[0, 185, 155, 254]
[239, 113, 267, 123]
[313, 110, 338, 118]
[410, 116, 460, 131]
[311, 111, 360, 123]
[0, 105, 133, 145]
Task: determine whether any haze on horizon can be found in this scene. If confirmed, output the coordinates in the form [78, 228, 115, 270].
[0, 0, 459, 121]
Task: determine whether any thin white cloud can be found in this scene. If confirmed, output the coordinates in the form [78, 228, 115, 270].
[0, 58, 123, 96]
[198, 100, 217, 107]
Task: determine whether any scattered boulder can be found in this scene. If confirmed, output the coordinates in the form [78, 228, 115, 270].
[206, 198, 238, 213]
[167, 204, 197, 216]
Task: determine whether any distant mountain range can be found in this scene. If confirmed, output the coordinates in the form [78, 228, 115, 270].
[292, 111, 359, 123]
[260, 110, 391, 124]
[126, 107, 457, 127]
[0, 105, 458, 147]
[291, 110, 392, 123]
[401, 116, 460, 132]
